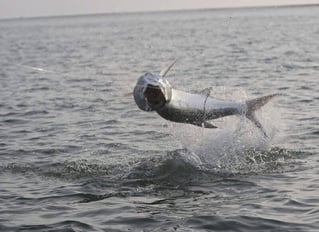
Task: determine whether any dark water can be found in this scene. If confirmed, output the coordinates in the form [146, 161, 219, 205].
[1, 5, 319, 231]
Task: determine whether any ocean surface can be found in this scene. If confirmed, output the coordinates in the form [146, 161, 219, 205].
[0, 5, 319, 231]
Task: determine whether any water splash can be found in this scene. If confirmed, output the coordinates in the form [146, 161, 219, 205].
[166, 86, 287, 173]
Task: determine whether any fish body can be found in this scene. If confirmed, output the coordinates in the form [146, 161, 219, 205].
[133, 70, 277, 136]
[156, 88, 245, 128]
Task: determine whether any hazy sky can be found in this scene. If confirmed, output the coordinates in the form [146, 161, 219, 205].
[1, 0, 319, 19]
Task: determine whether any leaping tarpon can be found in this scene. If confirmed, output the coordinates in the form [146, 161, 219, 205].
[133, 61, 277, 137]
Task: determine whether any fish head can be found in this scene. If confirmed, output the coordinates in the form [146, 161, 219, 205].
[133, 72, 172, 111]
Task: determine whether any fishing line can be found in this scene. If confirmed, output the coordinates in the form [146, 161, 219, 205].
[16, 63, 134, 100]
[15, 63, 76, 78]
[202, 87, 211, 127]
[16, 64, 56, 73]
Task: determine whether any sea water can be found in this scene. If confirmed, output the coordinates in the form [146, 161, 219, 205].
[0, 5, 319, 231]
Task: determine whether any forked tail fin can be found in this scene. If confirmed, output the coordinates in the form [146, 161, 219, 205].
[245, 94, 278, 137]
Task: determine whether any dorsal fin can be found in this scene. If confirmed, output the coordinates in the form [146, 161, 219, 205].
[196, 87, 212, 96]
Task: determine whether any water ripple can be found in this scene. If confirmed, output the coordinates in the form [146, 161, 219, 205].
[1, 6, 319, 231]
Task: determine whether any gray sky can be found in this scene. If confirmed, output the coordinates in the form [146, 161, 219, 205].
[1, 0, 319, 19]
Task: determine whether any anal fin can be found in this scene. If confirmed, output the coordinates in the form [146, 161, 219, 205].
[203, 121, 218, 129]
[191, 121, 217, 129]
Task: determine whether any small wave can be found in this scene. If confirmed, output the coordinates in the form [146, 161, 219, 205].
[122, 146, 310, 187]
[0, 112, 19, 117]
[1, 147, 311, 190]
[27, 86, 50, 91]
[14, 220, 95, 232]
[312, 130, 319, 135]
[22, 110, 49, 116]
[1, 160, 118, 180]
[125, 149, 204, 185]
[184, 215, 316, 232]
[2, 118, 28, 124]
[66, 78, 94, 83]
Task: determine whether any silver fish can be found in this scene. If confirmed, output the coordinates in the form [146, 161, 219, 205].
[133, 61, 277, 137]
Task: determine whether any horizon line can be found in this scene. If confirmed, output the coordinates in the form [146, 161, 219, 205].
[1, 3, 318, 21]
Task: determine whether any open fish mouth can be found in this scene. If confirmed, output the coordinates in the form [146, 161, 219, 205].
[134, 73, 170, 112]
[143, 84, 166, 110]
